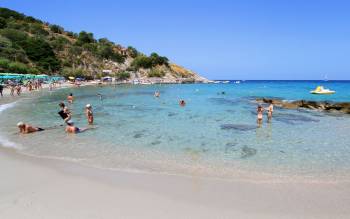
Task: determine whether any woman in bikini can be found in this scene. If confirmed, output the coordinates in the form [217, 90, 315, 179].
[85, 104, 94, 125]
[257, 105, 264, 126]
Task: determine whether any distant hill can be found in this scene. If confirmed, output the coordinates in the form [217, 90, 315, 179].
[0, 7, 208, 82]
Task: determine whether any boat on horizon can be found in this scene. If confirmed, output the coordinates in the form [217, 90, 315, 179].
[310, 86, 335, 95]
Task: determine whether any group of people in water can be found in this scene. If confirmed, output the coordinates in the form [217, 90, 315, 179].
[16, 88, 274, 134]
[17, 92, 94, 134]
[154, 90, 186, 107]
[257, 101, 274, 126]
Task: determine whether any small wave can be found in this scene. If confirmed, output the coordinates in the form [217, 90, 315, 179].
[0, 136, 23, 149]
[0, 101, 17, 113]
[0, 101, 23, 149]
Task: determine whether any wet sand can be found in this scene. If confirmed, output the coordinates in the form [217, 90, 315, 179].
[0, 148, 349, 219]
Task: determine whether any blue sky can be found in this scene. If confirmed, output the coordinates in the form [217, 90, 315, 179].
[1, 0, 350, 80]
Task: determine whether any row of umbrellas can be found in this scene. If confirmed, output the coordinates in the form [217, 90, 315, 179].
[0, 73, 64, 81]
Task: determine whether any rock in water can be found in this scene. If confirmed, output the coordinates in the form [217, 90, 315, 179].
[241, 146, 257, 158]
[220, 124, 256, 131]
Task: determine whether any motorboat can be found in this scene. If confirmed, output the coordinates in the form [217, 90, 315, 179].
[310, 86, 335, 95]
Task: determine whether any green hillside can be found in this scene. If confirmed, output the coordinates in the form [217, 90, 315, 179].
[0, 7, 206, 82]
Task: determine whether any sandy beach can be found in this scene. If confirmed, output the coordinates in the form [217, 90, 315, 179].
[0, 147, 349, 219]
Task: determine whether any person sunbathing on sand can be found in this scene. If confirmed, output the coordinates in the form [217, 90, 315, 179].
[17, 122, 44, 134]
[65, 120, 91, 134]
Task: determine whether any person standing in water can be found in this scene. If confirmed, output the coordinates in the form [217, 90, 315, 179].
[179, 99, 186, 107]
[10, 85, 15, 96]
[58, 102, 71, 124]
[154, 91, 160, 98]
[257, 105, 264, 126]
[0, 84, 3, 97]
[267, 101, 274, 122]
[85, 104, 94, 125]
[67, 93, 74, 104]
[17, 122, 44, 134]
[16, 85, 21, 96]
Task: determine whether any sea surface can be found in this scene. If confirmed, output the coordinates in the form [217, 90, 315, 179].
[1, 80, 350, 181]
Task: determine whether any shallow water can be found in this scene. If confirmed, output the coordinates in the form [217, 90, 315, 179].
[1, 81, 350, 181]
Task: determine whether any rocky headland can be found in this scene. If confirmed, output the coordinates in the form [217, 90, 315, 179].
[256, 98, 350, 114]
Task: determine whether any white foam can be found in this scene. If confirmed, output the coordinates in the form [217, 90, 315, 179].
[0, 101, 17, 113]
[0, 101, 23, 149]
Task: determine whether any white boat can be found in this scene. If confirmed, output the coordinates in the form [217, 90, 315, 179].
[310, 86, 335, 95]
[234, 80, 241, 84]
[222, 80, 230, 84]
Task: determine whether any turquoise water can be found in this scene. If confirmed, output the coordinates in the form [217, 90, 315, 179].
[1, 81, 350, 181]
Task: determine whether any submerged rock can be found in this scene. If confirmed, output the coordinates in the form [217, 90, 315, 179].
[256, 98, 350, 114]
[220, 124, 256, 131]
[273, 113, 320, 124]
[241, 146, 257, 159]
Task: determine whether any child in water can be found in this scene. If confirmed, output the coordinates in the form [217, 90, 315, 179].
[67, 93, 74, 104]
[179, 99, 186, 107]
[85, 104, 94, 125]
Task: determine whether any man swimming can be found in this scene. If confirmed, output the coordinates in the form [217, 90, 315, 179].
[17, 122, 44, 134]
[65, 120, 90, 134]
[58, 102, 71, 123]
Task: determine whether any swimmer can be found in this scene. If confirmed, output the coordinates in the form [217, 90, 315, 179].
[154, 91, 160, 97]
[179, 99, 186, 107]
[267, 101, 274, 122]
[97, 93, 103, 101]
[65, 120, 90, 134]
[17, 122, 44, 134]
[85, 104, 94, 125]
[58, 102, 71, 123]
[67, 93, 74, 104]
[257, 105, 264, 126]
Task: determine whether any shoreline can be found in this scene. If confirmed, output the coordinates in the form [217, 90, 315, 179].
[1, 146, 350, 219]
[1, 83, 350, 218]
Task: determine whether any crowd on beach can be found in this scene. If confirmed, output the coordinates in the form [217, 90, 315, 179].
[0, 79, 62, 97]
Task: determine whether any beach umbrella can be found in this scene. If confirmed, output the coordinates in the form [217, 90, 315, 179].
[68, 76, 75, 80]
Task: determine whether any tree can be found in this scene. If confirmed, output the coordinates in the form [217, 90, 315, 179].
[116, 71, 130, 80]
[76, 31, 96, 45]
[0, 28, 28, 47]
[148, 68, 165, 77]
[22, 37, 61, 72]
[0, 8, 26, 20]
[131, 55, 153, 69]
[50, 24, 64, 34]
[127, 46, 139, 58]
[29, 23, 49, 36]
[0, 17, 6, 28]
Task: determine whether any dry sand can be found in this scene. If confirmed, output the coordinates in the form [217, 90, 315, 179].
[0, 148, 350, 219]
